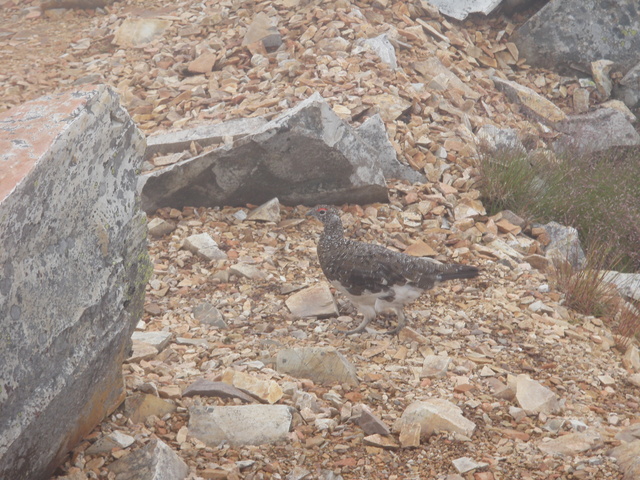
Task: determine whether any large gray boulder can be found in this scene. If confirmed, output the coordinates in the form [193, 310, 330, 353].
[139, 93, 396, 212]
[553, 108, 640, 154]
[0, 85, 150, 480]
[513, 0, 640, 75]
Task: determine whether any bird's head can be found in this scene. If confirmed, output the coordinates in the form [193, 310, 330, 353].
[305, 205, 338, 223]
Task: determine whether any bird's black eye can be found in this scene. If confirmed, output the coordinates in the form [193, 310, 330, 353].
[318, 208, 327, 215]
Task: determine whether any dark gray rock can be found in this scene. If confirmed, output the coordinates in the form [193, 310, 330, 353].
[356, 114, 425, 183]
[188, 404, 293, 447]
[353, 404, 391, 435]
[553, 108, 640, 154]
[182, 378, 257, 403]
[513, 0, 640, 76]
[0, 85, 149, 480]
[614, 62, 640, 109]
[139, 93, 390, 212]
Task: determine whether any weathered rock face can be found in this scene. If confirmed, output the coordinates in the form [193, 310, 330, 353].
[513, 0, 640, 76]
[139, 93, 390, 212]
[0, 85, 150, 480]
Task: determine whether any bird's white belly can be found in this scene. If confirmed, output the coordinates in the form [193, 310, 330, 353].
[330, 281, 422, 313]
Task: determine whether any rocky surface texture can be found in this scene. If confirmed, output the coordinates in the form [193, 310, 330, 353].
[0, 85, 150, 479]
[513, 0, 640, 76]
[0, 0, 639, 479]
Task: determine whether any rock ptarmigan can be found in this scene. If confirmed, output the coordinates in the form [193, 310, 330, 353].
[307, 205, 479, 335]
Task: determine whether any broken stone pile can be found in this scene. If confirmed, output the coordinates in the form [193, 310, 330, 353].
[0, 0, 639, 479]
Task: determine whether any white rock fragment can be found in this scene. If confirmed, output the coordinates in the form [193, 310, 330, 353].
[452, 456, 488, 474]
[183, 233, 227, 261]
[86, 431, 135, 455]
[420, 355, 451, 378]
[360, 34, 398, 69]
[538, 429, 602, 456]
[394, 399, 476, 439]
[188, 405, 292, 447]
[424, 0, 502, 20]
[246, 197, 281, 222]
[285, 282, 338, 318]
[113, 18, 171, 47]
[147, 217, 176, 237]
[515, 374, 560, 415]
[131, 331, 173, 352]
[230, 263, 268, 280]
[276, 346, 359, 386]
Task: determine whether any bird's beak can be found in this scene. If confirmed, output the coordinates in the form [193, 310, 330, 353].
[305, 210, 314, 216]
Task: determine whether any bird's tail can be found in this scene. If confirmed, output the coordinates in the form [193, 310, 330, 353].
[436, 265, 480, 282]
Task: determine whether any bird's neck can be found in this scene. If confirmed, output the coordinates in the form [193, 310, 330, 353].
[321, 217, 345, 241]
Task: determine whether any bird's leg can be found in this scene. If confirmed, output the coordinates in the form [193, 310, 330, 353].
[336, 309, 375, 335]
[384, 308, 406, 335]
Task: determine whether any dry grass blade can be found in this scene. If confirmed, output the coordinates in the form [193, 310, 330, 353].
[615, 299, 640, 351]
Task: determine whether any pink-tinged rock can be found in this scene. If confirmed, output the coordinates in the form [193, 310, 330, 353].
[0, 85, 149, 480]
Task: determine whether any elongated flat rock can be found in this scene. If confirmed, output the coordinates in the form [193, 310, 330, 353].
[276, 346, 359, 386]
[182, 378, 257, 404]
[188, 405, 292, 447]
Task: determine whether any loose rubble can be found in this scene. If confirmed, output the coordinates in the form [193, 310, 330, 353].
[1, 0, 639, 479]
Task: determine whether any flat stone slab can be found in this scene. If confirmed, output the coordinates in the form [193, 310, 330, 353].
[86, 431, 135, 455]
[537, 430, 603, 456]
[285, 282, 338, 318]
[275, 346, 359, 386]
[131, 331, 173, 352]
[393, 399, 476, 439]
[188, 405, 293, 447]
[515, 374, 560, 415]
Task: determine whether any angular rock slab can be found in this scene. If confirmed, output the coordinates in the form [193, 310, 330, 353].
[393, 399, 476, 439]
[0, 85, 149, 480]
[139, 93, 390, 212]
[188, 404, 293, 447]
[515, 374, 560, 415]
[221, 368, 284, 404]
[276, 346, 359, 386]
[611, 439, 640, 480]
[108, 438, 188, 480]
[491, 76, 566, 124]
[537, 429, 602, 456]
[285, 282, 338, 318]
[539, 221, 585, 269]
[513, 0, 640, 75]
[552, 108, 640, 154]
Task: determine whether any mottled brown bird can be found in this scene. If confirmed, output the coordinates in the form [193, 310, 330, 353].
[307, 205, 479, 334]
